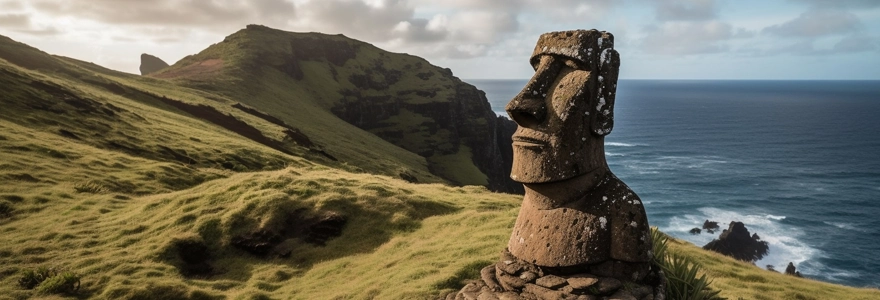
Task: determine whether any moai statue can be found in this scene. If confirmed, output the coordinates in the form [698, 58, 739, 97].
[449, 30, 664, 300]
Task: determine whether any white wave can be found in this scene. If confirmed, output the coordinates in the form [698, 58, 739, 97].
[606, 142, 642, 147]
[657, 156, 728, 169]
[605, 152, 626, 157]
[823, 221, 869, 233]
[660, 207, 818, 275]
[766, 214, 786, 221]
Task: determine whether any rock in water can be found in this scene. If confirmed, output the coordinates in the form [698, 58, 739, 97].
[140, 53, 169, 75]
[703, 221, 769, 262]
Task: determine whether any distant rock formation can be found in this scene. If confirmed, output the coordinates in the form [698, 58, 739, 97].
[140, 53, 169, 75]
[785, 262, 803, 277]
[703, 221, 769, 262]
[703, 219, 720, 234]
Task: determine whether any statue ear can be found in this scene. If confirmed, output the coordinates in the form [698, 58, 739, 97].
[591, 48, 619, 136]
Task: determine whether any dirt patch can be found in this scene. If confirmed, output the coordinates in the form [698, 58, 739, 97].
[232, 210, 347, 257]
[170, 238, 213, 277]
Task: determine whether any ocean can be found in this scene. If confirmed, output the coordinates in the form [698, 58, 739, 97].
[469, 79, 880, 288]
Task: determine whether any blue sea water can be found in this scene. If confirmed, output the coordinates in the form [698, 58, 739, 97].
[469, 79, 880, 288]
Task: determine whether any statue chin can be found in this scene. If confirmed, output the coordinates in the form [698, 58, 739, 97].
[509, 147, 589, 184]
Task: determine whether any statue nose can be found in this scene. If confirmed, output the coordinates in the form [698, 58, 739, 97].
[506, 55, 558, 128]
[506, 92, 546, 128]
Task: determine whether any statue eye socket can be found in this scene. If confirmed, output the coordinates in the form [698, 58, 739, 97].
[563, 59, 580, 70]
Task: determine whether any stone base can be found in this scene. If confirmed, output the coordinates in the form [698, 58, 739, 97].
[442, 249, 665, 300]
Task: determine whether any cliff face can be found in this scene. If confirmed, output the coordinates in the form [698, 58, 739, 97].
[328, 56, 521, 193]
[139, 53, 169, 75]
[159, 25, 522, 193]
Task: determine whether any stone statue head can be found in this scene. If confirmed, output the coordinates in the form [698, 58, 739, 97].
[506, 30, 620, 183]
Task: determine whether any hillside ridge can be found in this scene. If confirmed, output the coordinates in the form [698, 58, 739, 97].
[155, 24, 521, 193]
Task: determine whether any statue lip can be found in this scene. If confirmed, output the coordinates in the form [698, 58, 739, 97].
[512, 131, 550, 147]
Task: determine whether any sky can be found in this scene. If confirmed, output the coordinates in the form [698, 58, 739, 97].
[1, 0, 879, 80]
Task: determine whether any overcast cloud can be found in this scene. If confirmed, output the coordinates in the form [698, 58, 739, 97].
[0, 0, 878, 79]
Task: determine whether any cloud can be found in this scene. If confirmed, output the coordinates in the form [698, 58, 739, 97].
[639, 20, 738, 55]
[289, 0, 519, 58]
[655, 0, 717, 21]
[0, 1, 24, 10]
[833, 35, 878, 52]
[0, 13, 29, 27]
[762, 9, 862, 37]
[787, 0, 880, 8]
[291, 0, 414, 41]
[28, 0, 295, 29]
[737, 34, 878, 56]
[14, 27, 62, 36]
[0, 12, 63, 36]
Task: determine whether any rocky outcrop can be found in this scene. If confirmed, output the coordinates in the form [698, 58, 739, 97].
[140, 53, 169, 75]
[703, 221, 769, 262]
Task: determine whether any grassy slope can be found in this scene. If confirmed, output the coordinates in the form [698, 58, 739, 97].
[1, 34, 879, 300]
[155, 26, 489, 186]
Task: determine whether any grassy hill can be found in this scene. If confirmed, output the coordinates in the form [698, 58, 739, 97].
[152, 25, 518, 193]
[1, 30, 879, 299]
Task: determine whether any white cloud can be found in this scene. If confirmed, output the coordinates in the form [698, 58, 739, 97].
[788, 0, 880, 9]
[639, 20, 738, 55]
[655, 0, 717, 21]
[763, 8, 863, 37]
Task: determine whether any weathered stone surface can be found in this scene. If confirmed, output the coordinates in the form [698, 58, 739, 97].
[504, 29, 653, 274]
[535, 275, 568, 289]
[519, 271, 538, 283]
[630, 285, 653, 299]
[462, 282, 482, 293]
[139, 53, 169, 75]
[461, 291, 479, 300]
[590, 260, 651, 282]
[478, 291, 501, 300]
[566, 275, 598, 289]
[608, 289, 637, 300]
[497, 292, 525, 300]
[595, 277, 622, 294]
[523, 284, 566, 300]
[447, 29, 664, 300]
[481, 265, 503, 292]
[497, 267, 527, 290]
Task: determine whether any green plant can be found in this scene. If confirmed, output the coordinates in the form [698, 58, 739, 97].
[652, 228, 723, 300]
[36, 271, 81, 294]
[18, 267, 55, 289]
[17, 267, 81, 295]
